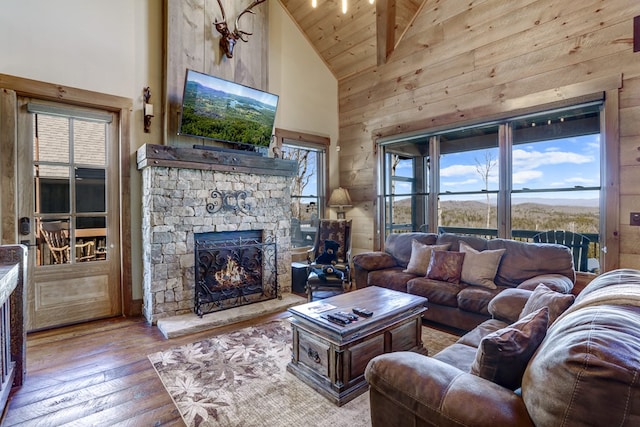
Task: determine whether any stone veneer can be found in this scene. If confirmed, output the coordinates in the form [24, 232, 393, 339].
[138, 144, 295, 324]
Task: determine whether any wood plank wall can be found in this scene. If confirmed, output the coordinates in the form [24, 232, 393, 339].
[164, 0, 269, 147]
[0, 89, 17, 245]
[338, 0, 640, 268]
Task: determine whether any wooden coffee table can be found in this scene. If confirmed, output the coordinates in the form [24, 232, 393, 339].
[286, 286, 427, 406]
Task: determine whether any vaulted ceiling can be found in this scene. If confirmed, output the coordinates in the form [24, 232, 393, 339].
[280, 0, 425, 81]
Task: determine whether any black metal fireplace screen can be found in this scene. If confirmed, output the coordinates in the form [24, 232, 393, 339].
[194, 230, 278, 317]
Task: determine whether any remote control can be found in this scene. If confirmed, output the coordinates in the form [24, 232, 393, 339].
[353, 307, 373, 317]
[326, 313, 351, 325]
[335, 311, 359, 322]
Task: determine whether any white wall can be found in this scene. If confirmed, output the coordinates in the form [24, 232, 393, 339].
[269, 2, 340, 191]
[0, 0, 338, 303]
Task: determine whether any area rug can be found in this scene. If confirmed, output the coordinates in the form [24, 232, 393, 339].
[148, 319, 459, 427]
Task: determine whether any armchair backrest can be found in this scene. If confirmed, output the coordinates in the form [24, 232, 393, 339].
[310, 219, 352, 263]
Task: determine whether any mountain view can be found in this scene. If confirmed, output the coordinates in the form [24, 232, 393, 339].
[391, 198, 599, 235]
[179, 80, 276, 147]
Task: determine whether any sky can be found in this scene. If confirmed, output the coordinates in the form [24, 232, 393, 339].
[393, 134, 600, 205]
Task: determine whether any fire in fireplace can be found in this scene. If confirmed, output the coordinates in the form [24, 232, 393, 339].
[194, 230, 278, 316]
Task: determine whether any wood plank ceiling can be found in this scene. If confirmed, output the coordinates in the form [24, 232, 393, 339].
[280, 0, 425, 81]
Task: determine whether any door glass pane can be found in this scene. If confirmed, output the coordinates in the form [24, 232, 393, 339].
[38, 218, 71, 266]
[36, 165, 70, 214]
[34, 115, 69, 163]
[76, 168, 106, 213]
[76, 216, 107, 262]
[74, 120, 106, 166]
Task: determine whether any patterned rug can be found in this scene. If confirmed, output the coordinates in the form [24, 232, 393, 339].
[148, 319, 459, 427]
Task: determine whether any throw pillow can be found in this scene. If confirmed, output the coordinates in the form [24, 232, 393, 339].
[519, 283, 575, 325]
[459, 241, 506, 289]
[426, 250, 465, 284]
[403, 240, 450, 275]
[470, 307, 549, 390]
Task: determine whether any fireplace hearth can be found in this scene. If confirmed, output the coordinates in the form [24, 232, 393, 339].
[194, 230, 278, 316]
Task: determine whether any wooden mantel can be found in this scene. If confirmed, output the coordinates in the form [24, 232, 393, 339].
[136, 144, 297, 177]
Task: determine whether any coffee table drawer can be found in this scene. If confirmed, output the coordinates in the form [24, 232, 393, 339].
[349, 333, 385, 379]
[298, 330, 330, 377]
[390, 317, 421, 352]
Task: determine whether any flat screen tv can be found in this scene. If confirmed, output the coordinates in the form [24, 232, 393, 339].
[178, 69, 279, 153]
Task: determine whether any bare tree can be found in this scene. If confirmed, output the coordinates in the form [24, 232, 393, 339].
[282, 146, 313, 219]
[475, 151, 497, 229]
[390, 154, 401, 194]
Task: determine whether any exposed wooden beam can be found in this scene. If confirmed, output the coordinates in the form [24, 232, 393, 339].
[376, 0, 396, 65]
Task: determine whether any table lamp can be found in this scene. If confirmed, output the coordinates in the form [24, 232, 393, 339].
[328, 187, 352, 219]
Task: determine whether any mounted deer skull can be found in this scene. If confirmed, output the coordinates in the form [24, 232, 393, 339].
[214, 0, 267, 59]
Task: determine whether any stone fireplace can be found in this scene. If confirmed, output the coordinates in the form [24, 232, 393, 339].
[137, 144, 297, 325]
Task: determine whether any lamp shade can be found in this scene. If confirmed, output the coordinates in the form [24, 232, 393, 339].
[328, 187, 352, 208]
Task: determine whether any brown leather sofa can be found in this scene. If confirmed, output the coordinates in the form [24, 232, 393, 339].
[365, 268, 640, 427]
[353, 232, 575, 331]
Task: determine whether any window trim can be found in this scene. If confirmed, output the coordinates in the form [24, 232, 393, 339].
[274, 128, 330, 206]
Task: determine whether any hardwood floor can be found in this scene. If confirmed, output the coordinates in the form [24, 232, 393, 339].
[3, 312, 288, 426]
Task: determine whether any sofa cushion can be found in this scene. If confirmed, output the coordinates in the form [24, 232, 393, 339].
[384, 232, 438, 268]
[486, 239, 575, 288]
[352, 251, 398, 271]
[459, 241, 505, 289]
[456, 318, 509, 348]
[427, 251, 465, 284]
[457, 286, 503, 316]
[403, 240, 450, 275]
[368, 268, 415, 293]
[488, 288, 532, 323]
[518, 274, 574, 293]
[470, 307, 549, 390]
[407, 277, 462, 307]
[432, 342, 479, 373]
[523, 305, 640, 427]
[436, 233, 488, 252]
[519, 283, 574, 325]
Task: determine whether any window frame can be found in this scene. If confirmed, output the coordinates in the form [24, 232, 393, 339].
[274, 128, 330, 248]
[376, 94, 617, 274]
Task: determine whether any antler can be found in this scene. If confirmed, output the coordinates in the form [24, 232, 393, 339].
[234, 0, 267, 42]
[213, 0, 266, 59]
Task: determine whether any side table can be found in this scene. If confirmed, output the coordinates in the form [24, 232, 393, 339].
[291, 262, 309, 294]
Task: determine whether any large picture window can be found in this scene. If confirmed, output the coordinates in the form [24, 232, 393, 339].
[379, 102, 603, 273]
